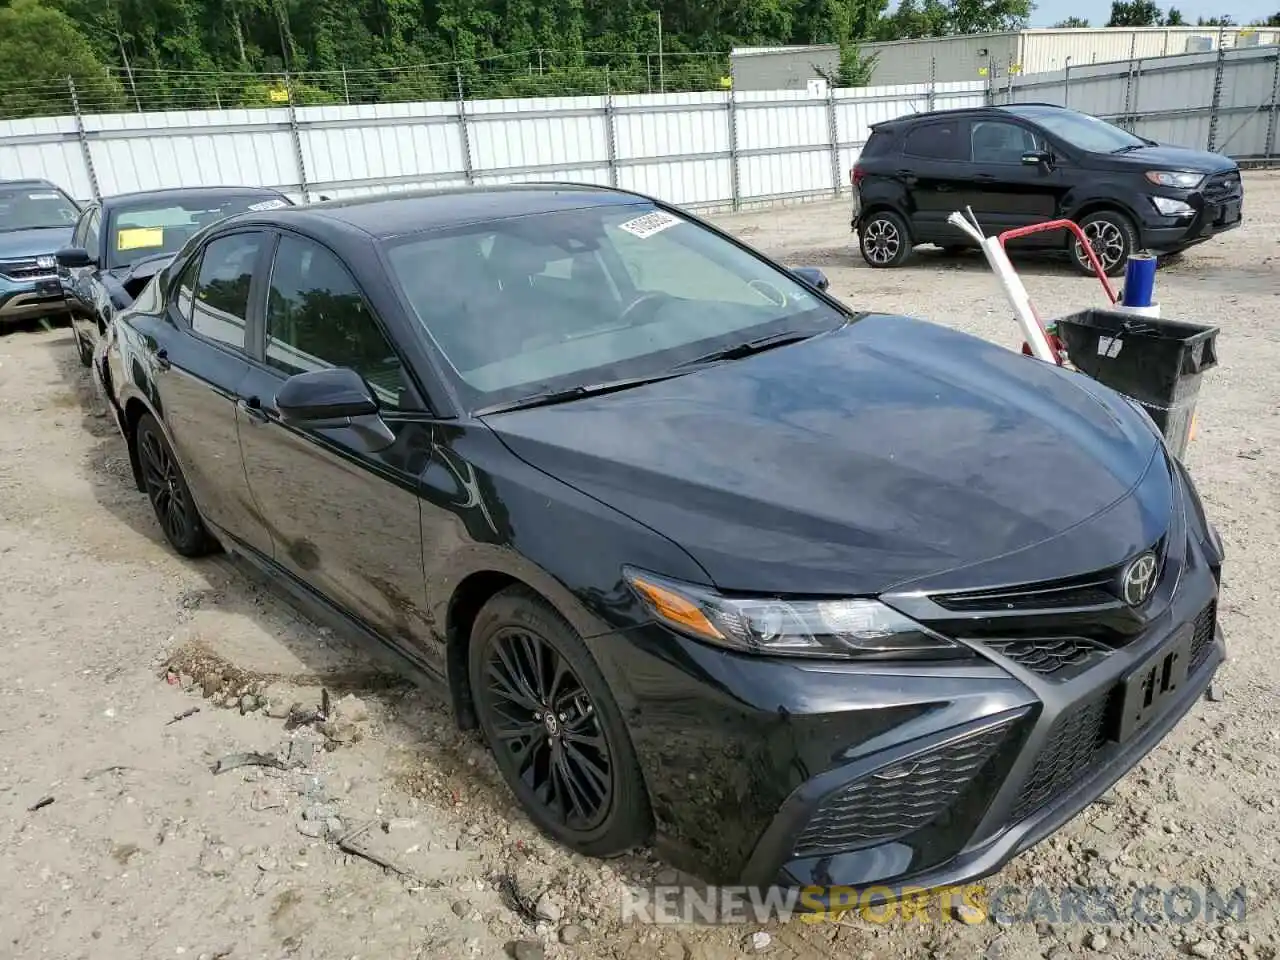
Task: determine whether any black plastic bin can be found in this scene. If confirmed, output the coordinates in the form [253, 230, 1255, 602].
[1053, 309, 1219, 461]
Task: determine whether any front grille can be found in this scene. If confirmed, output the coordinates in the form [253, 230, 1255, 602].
[1203, 172, 1242, 201]
[1012, 694, 1112, 822]
[794, 719, 1016, 858]
[934, 580, 1116, 613]
[1189, 600, 1217, 671]
[984, 637, 1112, 681]
[0, 259, 54, 281]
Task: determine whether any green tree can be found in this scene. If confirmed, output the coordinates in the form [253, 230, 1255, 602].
[1197, 15, 1234, 25]
[1164, 7, 1186, 24]
[0, 0, 126, 117]
[1054, 16, 1090, 26]
[1107, 0, 1161, 25]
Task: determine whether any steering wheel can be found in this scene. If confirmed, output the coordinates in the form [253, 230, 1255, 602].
[618, 291, 672, 326]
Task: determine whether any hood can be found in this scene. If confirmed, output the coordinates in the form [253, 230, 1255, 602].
[110, 251, 176, 285]
[0, 226, 73, 260]
[485, 315, 1171, 596]
[1105, 143, 1237, 175]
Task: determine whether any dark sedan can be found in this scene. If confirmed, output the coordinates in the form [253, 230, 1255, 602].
[60, 186, 291, 365]
[97, 185, 1224, 898]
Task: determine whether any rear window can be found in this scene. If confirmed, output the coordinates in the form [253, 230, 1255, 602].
[862, 129, 895, 158]
[902, 120, 969, 162]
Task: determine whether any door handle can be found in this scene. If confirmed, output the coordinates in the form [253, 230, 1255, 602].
[975, 173, 996, 181]
[937, 184, 953, 192]
[154, 347, 170, 371]
[237, 396, 269, 424]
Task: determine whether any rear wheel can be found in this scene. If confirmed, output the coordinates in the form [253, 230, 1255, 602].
[135, 413, 217, 557]
[469, 587, 651, 857]
[858, 210, 913, 268]
[1070, 210, 1137, 277]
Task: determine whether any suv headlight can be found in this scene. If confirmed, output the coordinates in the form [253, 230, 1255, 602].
[1145, 171, 1204, 189]
[624, 568, 972, 660]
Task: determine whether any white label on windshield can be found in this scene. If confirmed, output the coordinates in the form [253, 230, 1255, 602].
[617, 210, 682, 239]
[29, 191, 60, 199]
[248, 198, 288, 211]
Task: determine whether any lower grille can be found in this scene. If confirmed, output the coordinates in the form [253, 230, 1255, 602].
[1189, 601, 1217, 671]
[794, 719, 1016, 858]
[984, 637, 1111, 681]
[1012, 694, 1112, 822]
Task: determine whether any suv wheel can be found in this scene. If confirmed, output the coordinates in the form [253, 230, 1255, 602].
[859, 211, 912, 268]
[1071, 211, 1137, 277]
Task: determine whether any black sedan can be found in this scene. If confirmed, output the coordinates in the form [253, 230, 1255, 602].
[60, 186, 291, 365]
[97, 185, 1224, 898]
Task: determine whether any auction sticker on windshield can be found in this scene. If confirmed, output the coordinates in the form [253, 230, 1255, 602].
[248, 198, 289, 211]
[118, 227, 165, 251]
[617, 210, 683, 239]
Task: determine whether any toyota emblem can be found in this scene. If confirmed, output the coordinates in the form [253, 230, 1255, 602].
[1120, 551, 1158, 606]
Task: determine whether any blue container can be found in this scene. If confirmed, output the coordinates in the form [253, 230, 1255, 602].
[1122, 252, 1158, 308]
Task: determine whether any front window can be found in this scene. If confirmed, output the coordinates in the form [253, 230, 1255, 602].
[384, 203, 846, 410]
[0, 186, 78, 232]
[106, 193, 287, 268]
[1003, 106, 1146, 154]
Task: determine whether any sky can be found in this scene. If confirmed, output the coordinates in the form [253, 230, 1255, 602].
[1026, 1, 1277, 25]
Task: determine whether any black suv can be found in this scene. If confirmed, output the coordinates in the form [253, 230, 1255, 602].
[851, 103, 1244, 275]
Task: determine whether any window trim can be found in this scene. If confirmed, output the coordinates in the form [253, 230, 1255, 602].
[83, 207, 102, 263]
[248, 227, 429, 416]
[174, 227, 273, 360]
[901, 119, 971, 163]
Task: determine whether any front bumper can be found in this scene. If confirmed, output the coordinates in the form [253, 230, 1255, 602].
[611, 490, 1223, 894]
[1142, 191, 1243, 252]
[0, 278, 66, 323]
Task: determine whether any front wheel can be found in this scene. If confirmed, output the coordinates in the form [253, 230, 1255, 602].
[134, 413, 217, 557]
[71, 318, 92, 367]
[469, 586, 651, 858]
[1070, 210, 1137, 277]
[858, 211, 913, 268]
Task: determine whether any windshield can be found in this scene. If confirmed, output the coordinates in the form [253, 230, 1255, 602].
[384, 203, 846, 410]
[1003, 106, 1146, 153]
[106, 193, 288, 268]
[0, 186, 78, 232]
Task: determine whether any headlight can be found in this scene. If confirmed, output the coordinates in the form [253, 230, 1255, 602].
[623, 568, 972, 660]
[1145, 171, 1204, 189]
[1151, 196, 1194, 217]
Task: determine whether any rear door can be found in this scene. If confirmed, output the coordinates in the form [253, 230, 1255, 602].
[898, 117, 972, 243]
[234, 231, 435, 655]
[145, 230, 275, 555]
[962, 117, 1065, 240]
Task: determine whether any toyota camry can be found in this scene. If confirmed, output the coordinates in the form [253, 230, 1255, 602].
[96, 184, 1224, 898]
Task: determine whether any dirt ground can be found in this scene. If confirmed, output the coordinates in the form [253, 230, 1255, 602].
[1, 172, 1278, 960]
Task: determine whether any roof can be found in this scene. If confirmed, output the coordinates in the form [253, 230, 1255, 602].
[0, 178, 60, 188]
[871, 102, 1068, 127]
[103, 185, 288, 209]
[730, 44, 840, 57]
[265, 183, 650, 240]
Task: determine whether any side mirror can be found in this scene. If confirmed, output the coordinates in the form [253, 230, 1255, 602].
[792, 266, 830, 292]
[276, 367, 379, 423]
[55, 246, 94, 268]
[1022, 150, 1052, 167]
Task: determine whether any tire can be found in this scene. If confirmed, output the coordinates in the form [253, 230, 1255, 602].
[1070, 210, 1138, 278]
[858, 210, 913, 268]
[71, 319, 92, 367]
[134, 412, 217, 557]
[469, 586, 652, 858]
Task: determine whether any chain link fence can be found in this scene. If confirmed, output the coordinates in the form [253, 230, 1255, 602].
[0, 51, 732, 119]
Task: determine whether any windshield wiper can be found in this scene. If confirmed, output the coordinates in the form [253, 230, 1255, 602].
[1112, 143, 1147, 154]
[475, 371, 689, 416]
[674, 330, 818, 369]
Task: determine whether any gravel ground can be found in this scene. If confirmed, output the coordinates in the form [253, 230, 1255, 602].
[1, 171, 1277, 960]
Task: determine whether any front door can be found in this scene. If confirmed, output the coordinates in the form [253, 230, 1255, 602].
[899, 117, 972, 244]
[235, 232, 437, 658]
[148, 231, 274, 555]
[961, 118, 1064, 241]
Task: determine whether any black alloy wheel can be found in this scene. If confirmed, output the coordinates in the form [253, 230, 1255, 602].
[469, 587, 651, 857]
[859, 210, 913, 268]
[135, 412, 216, 557]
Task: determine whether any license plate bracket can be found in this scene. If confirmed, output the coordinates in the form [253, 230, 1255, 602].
[1114, 625, 1195, 743]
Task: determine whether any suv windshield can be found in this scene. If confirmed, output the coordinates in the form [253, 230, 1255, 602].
[0, 186, 78, 232]
[385, 203, 846, 410]
[107, 193, 288, 268]
[1003, 106, 1146, 153]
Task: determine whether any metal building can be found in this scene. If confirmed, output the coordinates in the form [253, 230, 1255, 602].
[733, 26, 1280, 88]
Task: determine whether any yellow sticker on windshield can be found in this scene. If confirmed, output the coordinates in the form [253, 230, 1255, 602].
[117, 226, 164, 251]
